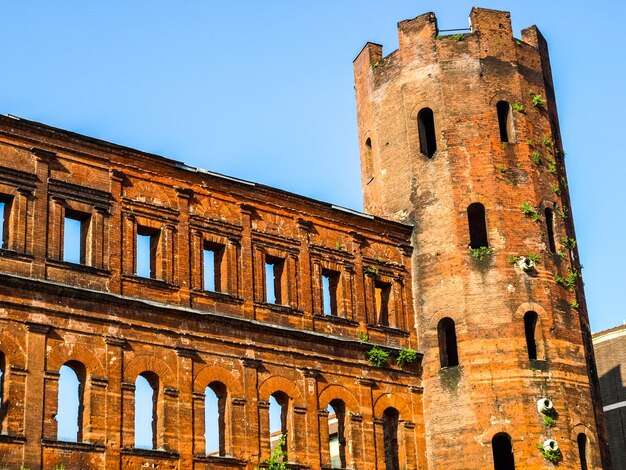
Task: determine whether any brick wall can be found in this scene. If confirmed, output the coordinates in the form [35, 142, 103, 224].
[0, 115, 424, 469]
[354, 7, 609, 469]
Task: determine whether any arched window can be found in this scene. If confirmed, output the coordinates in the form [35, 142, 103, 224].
[523, 311, 544, 361]
[57, 361, 85, 442]
[135, 372, 159, 449]
[270, 391, 289, 457]
[417, 108, 437, 157]
[438, 317, 459, 368]
[577, 433, 588, 470]
[364, 138, 374, 183]
[492, 433, 515, 470]
[496, 101, 513, 143]
[545, 208, 556, 253]
[383, 407, 400, 470]
[467, 203, 488, 249]
[205, 382, 228, 456]
[328, 399, 347, 469]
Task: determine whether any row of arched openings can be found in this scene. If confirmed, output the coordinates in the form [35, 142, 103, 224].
[467, 202, 559, 261]
[437, 310, 546, 369]
[415, 101, 515, 160]
[0, 351, 593, 469]
[491, 432, 590, 469]
[17, 358, 402, 469]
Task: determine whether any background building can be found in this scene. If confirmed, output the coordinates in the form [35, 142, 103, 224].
[593, 325, 626, 469]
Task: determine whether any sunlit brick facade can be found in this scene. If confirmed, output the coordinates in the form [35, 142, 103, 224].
[0, 7, 610, 470]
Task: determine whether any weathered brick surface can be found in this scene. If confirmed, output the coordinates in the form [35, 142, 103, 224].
[0, 7, 611, 470]
[0, 114, 423, 470]
[593, 326, 626, 469]
[354, 7, 609, 470]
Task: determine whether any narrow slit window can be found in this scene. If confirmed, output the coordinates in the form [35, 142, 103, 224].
[328, 400, 346, 469]
[137, 227, 159, 279]
[374, 281, 391, 326]
[417, 108, 437, 157]
[205, 382, 227, 456]
[322, 269, 340, 316]
[492, 433, 515, 470]
[467, 203, 488, 249]
[135, 372, 158, 449]
[545, 208, 556, 253]
[57, 362, 85, 442]
[383, 407, 400, 470]
[265, 256, 285, 305]
[524, 311, 540, 361]
[0, 197, 11, 249]
[63, 211, 89, 265]
[364, 138, 374, 183]
[438, 317, 459, 368]
[203, 242, 225, 292]
[577, 433, 588, 470]
[497, 101, 513, 143]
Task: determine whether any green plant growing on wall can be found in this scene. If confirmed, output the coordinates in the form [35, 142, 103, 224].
[542, 414, 557, 428]
[512, 102, 525, 113]
[537, 443, 562, 464]
[529, 90, 546, 107]
[259, 434, 288, 470]
[469, 246, 493, 261]
[366, 266, 379, 276]
[557, 251, 567, 260]
[543, 136, 554, 149]
[507, 255, 519, 265]
[335, 241, 343, 251]
[396, 348, 418, 368]
[546, 157, 557, 174]
[550, 183, 561, 195]
[367, 346, 390, 367]
[560, 236, 577, 249]
[554, 268, 580, 291]
[451, 33, 465, 41]
[358, 330, 369, 342]
[554, 204, 568, 220]
[496, 164, 506, 173]
[525, 253, 541, 264]
[559, 176, 568, 189]
[530, 152, 541, 165]
[521, 202, 542, 222]
[571, 299, 580, 309]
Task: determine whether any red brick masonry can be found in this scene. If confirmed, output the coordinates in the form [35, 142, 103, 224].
[0, 6, 610, 470]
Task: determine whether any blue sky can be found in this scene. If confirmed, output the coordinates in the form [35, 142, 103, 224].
[2, 2, 625, 437]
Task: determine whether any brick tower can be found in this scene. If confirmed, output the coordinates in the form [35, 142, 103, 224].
[354, 8, 610, 469]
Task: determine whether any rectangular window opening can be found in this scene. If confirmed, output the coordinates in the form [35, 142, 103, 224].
[322, 269, 340, 316]
[374, 281, 391, 326]
[203, 242, 225, 292]
[63, 210, 89, 265]
[137, 227, 159, 279]
[0, 197, 10, 249]
[265, 256, 284, 305]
